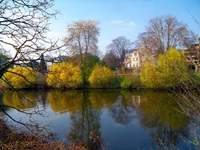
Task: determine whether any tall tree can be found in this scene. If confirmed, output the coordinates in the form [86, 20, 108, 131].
[39, 54, 47, 71]
[64, 20, 100, 85]
[65, 20, 100, 62]
[136, 16, 197, 57]
[102, 52, 120, 69]
[106, 36, 132, 67]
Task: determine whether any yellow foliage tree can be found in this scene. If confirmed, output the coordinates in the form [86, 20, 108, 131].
[140, 61, 161, 88]
[88, 65, 115, 88]
[158, 48, 188, 88]
[46, 62, 83, 88]
[140, 48, 188, 88]
[2, 66, 36, 89]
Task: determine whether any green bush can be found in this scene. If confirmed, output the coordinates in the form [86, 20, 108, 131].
[109, 77, 122, 88]
[192, 72, 200, 84]
[121, 74, 141, 89]
[120, 78, 132, 89]
[187, 72, 200, 88]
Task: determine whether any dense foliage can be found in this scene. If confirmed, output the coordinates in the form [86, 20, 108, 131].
[81, 54, 100, 85]
[2, 66, 36, 89]
[46, 62, 83, 88]
[120, 77, 132, 89]
[158, 48, 188, 87]
[140, 48, 188, 88]
[140, 61, 161, 88]
[88, 65, 115, 88]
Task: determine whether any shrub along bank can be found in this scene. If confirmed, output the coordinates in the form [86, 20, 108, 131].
[1, 49, 200, 90]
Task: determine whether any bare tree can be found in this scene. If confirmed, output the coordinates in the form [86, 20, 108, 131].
[106, 36, 133, 67]
[0, 0, 60, 137]
[102, 52, 120, 69]
[136, 16, 197, 57]
[64, 20, 100, 62]
[0, 0, 59, 72]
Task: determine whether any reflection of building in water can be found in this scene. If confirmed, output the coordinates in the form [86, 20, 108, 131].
[129, 96, 141, 108]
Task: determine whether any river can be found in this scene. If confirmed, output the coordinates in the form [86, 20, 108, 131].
[0, 89, 198, 149]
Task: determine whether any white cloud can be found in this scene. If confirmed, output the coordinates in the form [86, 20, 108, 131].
[110, 20, 136, 27]
[110, 20, 124, 24]
[128, 21, 136, 27]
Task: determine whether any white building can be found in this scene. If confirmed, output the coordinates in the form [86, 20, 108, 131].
[124, 49, 140, 69]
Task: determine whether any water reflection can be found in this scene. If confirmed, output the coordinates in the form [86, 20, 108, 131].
[139, 92, 188, 129]
[68, 92, 101, 149]
[137, 91, 190, 148]
[3, 91, 37, 110]
[89, 90, 119, 109]
[47, 90, 84, 113]
[1, 90, 194, 149]
[109, 95, 135, 125]
[0, 93, 9, 112]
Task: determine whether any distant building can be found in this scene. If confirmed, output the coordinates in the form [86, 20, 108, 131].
[124, 49, 141, 69]
[14, 60, 39, 69]
[183, 44, 200, 71]
[44, 55, 68, 69]
[54, 55, 67, 63]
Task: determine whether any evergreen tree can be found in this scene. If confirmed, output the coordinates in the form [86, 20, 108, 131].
[40, 54, 47, 71]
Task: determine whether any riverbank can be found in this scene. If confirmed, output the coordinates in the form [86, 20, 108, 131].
[0, 119, 66, 150]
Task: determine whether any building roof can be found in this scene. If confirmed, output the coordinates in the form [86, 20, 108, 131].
[127, 49, 138, 53]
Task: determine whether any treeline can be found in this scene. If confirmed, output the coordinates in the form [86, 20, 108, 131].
[1, 48, 200, 90]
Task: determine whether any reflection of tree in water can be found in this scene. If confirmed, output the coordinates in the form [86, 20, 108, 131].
[152, 124, 189, 149]
[3, 91, 37, 110]
[37, 91, 48, 108]
[0, 93, 9, 112]
[109, 95, 135, 125]
[67, 92, 102, 150]
[0, 91, 56, 138]
[137, 91, 190, 149]
[47, 90, 84, 113]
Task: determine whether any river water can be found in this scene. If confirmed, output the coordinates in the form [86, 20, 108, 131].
[0, 89, 198, 149]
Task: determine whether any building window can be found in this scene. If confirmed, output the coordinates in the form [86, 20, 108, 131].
[134, 53, 137, 56]
[133, 58, 135, 61]
[136, 57, 138, 61]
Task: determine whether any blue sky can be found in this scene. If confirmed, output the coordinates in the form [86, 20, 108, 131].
[49, 0, 200, 55]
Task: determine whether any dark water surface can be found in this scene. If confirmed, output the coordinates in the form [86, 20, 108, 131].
[0, 90, 198, 149]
